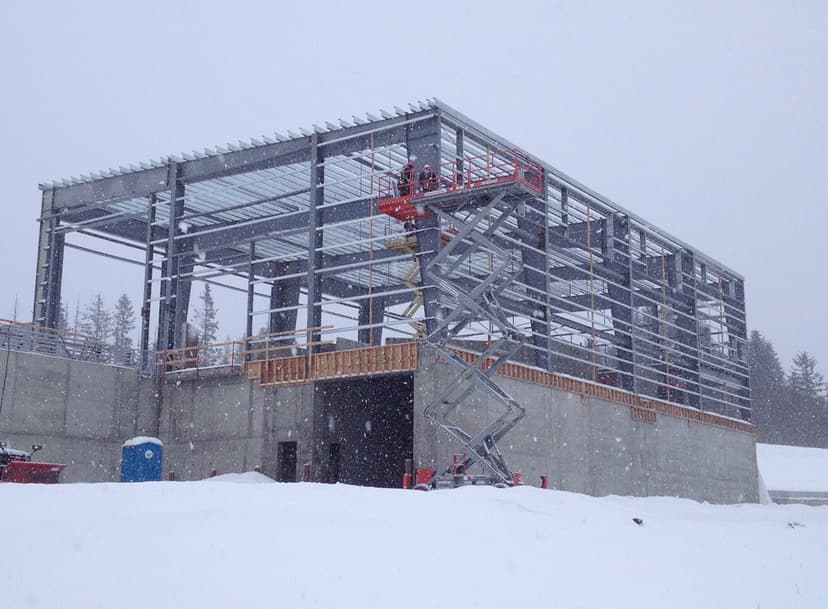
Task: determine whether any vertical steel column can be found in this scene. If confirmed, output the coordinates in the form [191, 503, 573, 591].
[560, 186, 569, 230]
[268, 261, 300, 337]
[32, 188, 65, 329]
[455, 127, 464, 186]
[544, 176, 556, 372]
[358, 297, 385, 345]
[676, 250, 701, 408]
[732, 278, 751, 420]
[246, 242, 256, 342]
[606, 213, 636, 392]
[410, 117, 443, 340]
[518, 196, 550, 370]
[140, 194, 157, 368]
[306, 134, 324, 354]
[159, 163, 186, 350]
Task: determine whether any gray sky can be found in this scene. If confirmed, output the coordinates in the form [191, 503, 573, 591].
[1, 0, 825, 373]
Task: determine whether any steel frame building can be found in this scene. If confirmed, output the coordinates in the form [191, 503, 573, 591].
[34, 99, 751, 422]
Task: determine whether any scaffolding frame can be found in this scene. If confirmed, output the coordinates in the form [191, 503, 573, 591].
[33, 98, 751, 420]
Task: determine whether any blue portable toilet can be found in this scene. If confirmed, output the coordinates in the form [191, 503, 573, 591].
[120, 437, 163, 482]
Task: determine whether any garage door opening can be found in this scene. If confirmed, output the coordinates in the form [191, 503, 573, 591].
[318, 373, 414, 488]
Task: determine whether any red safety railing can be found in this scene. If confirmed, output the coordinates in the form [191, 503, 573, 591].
[377, 148, 543, 221]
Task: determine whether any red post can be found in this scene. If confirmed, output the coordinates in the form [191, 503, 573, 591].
[303, 462, 311, 482]
[403, 458, 413, 489]
[513, 472, 521, 486]
[452, 453, 466, 476]
[540, 475, 548, 489]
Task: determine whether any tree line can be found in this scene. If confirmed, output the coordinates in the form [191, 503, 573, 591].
[748, 331, 827, 448]
[57, 283, 221, 354]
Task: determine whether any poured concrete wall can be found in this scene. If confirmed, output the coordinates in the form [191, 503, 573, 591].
[1, 349, 758, 503]
[156, 369, 317, 481]
[0, 350, 156, 482]
[413, 351, 759, 504]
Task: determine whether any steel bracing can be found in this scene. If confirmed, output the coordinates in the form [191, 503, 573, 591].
[33, 99, 751, 440]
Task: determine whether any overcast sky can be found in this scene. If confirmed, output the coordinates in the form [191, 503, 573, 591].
[1, 1, 825, 373]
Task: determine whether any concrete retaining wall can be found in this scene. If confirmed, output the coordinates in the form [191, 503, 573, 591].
[0, 349, 156, 481]
[414, 351, 758, 504]
[1, 349, 758, 503]
[156, 368, 317, 481]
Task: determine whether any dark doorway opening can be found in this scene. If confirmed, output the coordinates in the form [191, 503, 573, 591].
[277, 441, 298, 482]
[318, 373, 414, 488]
[327, 442, 341, 483]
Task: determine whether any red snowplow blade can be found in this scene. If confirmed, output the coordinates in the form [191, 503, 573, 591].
[1, 461, 66, 483]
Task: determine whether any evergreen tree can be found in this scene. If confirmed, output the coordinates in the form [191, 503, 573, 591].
[788, 352, 827, 447]
[79, 293, 112, 342]
[194, 283, 219, 346]
[747, 331, 788, 444]
[112, 294, 136, 355]
[57, 301, 69, 332]
[789, 352, 825, 398]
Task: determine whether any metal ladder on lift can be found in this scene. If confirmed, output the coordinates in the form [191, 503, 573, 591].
[420, 192, 529, 485]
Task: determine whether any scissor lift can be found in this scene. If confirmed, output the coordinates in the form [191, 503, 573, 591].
[378, 149, 544, 486]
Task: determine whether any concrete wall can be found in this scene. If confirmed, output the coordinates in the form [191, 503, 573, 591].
[0, 349, 156, 482]
[0, 350, 321, 483]
[157, 369, 317, 481]
[2, 349, 758, 503]
[414, 350, 759, 504]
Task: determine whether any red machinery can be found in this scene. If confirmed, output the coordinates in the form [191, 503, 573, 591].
[0, 442, 65, 483]
[377, 148, 543, 222]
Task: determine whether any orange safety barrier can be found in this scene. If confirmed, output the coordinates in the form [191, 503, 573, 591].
[377, 148, 543, 222]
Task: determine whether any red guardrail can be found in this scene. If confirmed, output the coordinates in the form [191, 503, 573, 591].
[378, 148, 543, 221]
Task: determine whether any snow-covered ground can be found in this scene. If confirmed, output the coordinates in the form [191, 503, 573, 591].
[3, 474, 827, 609]
[757, 443, 828, 492]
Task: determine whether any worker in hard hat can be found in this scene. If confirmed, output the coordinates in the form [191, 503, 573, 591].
[418, 163, 438, 193]
[398, 160, 415, 196]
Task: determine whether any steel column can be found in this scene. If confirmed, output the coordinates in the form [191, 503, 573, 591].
[32, 188, 65, 329]
[268, 261, 300, 337]
[158, 164, 186, 350]
[140, 194, 157, 368]
[306, 134, 324, 352]
[246, 242, 256, 341]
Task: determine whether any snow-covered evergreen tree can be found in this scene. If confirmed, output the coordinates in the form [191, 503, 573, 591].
[57, 301, 69, 332]
[79, 293, 112, 342]
[112, 294, 136, 355]
[790, 352, 825, 399]
[194, 283, 219, 346]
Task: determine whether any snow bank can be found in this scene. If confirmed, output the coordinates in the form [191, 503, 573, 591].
[2, 481, 826, 609]
[203, 471, 274, 484]
[757, 443, 828, 492]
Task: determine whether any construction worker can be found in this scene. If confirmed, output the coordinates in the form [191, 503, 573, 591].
[418, 163, 438, 192]
[398, 160, 415, 196]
